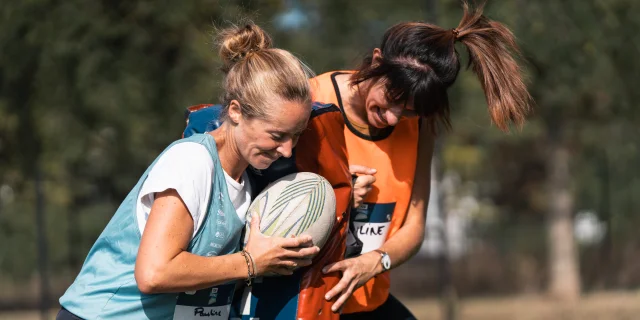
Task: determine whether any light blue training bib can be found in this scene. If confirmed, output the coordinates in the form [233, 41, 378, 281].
[59, 133, 245, 319]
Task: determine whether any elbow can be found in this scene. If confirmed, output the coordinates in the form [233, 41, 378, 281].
[407, 223, 426, 251]
[403, 230, 425, 259]
[416, 227, 426, 244]
[412, 235, 425, 256]
[135, 266, 165, 294]
[137, 280, 158, 295]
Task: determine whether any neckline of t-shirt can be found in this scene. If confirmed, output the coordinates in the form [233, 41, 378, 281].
[223, 170, 247, 191]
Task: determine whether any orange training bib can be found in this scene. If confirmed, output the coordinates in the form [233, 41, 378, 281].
[310, 71, 420, 313]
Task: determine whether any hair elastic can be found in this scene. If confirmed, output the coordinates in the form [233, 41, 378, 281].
[451, 28, 460, 39]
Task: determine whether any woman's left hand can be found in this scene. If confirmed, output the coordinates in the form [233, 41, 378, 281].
[349, 165, 376, 209]
[322, 251, 382, 313]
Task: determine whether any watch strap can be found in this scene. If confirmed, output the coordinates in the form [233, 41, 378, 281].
[373, 249, 386, 257]
[372, 249, 390, 270]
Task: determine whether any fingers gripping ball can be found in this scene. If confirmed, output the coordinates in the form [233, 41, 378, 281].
[243, 172, 336, 270]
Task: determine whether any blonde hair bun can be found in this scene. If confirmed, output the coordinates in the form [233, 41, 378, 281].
[218, 22, 273, 72]
[215, 21, 312, 123]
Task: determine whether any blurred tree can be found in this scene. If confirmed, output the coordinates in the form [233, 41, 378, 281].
[515, 0, 640, 300]
[450, 0, 640, 300]
[0, 0, 285, 307]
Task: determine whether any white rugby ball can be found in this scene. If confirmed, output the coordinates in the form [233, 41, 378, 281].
[243, 172, 336, 251]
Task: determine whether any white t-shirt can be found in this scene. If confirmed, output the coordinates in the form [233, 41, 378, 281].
[136, 142, 252, 238]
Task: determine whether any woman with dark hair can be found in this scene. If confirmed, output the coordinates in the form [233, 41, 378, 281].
[311, 1, 533, 318]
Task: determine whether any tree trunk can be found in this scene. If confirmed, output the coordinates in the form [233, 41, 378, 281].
[546, 141, 581, 301]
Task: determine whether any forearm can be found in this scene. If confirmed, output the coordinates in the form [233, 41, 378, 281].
[136, 251, 248, 294]
[376, 126, 433, 271]
[378, 214, 425, 270]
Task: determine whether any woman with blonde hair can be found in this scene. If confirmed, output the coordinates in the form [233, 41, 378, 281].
[57, 22, 320, 320]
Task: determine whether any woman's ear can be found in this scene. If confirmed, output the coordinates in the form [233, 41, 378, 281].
[372, 48, 383, 67]
[228, 100, 242, 125]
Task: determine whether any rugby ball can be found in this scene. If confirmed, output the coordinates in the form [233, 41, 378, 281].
[243, 172, 336, 252]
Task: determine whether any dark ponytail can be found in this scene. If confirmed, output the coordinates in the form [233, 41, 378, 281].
[351, 1, 532, 132]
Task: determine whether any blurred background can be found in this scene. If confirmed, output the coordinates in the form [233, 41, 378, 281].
[1, 0, 639, 319]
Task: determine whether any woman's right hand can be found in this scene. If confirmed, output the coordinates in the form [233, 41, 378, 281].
[243, 213, 320, 276]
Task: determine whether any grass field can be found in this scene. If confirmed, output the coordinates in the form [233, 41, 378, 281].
[1, 291, 638, 320]
[403, 291, 640, 320]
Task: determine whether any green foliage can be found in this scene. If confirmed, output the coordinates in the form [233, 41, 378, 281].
[0, 0, 286, 280]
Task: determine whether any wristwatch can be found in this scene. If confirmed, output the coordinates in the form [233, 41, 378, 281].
[373, 249, 391, 271]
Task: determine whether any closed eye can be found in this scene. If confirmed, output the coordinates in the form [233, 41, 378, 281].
[270, 133, 286, 142]
[270, 128, 306, 142]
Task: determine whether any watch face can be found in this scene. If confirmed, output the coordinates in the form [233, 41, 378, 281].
[382, 255, 391, 270]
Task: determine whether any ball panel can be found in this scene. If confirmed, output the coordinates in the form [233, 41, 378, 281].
[243, 172, 336, 249]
